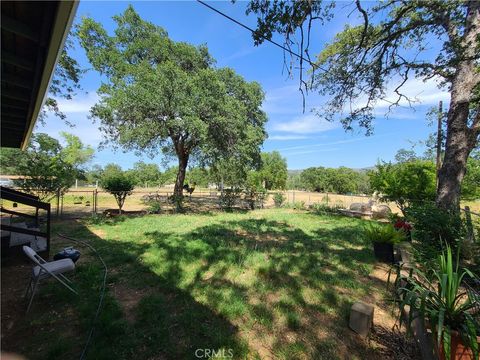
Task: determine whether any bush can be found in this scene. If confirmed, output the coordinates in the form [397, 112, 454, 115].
[101, 172, 135, 214]
[292, 201, 305, 210]
[310, 202, 342, 215]
[244, 187, 268, 210]
[405, 203, 466, 261]
[146, 201, 162, 214]
[219, 188, 241, 211]
[364, 223, 406, 244]
[273, 192, 286, 208]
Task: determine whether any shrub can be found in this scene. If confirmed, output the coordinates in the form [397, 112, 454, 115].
[273, 192, 286, 208]
[244, 187, 268, 210]
[146, 201, 162, 214]
[292, 201, 305, 210]
[364, 223, 406, 244]
[101, 172, 135, 214]
[219, 188, 241, 211]
[310, 202, 342, 215]
[405, 203, 466, 261]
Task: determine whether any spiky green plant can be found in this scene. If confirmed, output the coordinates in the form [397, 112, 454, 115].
[397, 245, 479, 359]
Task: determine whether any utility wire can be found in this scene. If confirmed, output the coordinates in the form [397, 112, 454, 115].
[57, 233, 108, 360]
[196, 0, 325, 72]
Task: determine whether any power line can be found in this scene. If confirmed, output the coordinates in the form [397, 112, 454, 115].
[196, 0, 325, 72]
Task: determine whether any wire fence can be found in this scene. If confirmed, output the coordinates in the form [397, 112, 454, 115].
[2, 187, 479, 222]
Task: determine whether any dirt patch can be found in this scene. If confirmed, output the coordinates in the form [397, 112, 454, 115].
[1, 256, 32, 346]
[111, 283, 152, 323]
[1, 251, 83, 358]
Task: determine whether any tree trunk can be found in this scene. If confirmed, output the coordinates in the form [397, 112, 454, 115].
[174, 153, 189, 197]
[436, 106, 475, 210]
[436, 1, 480, 210]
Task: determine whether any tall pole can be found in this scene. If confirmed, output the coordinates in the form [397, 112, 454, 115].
[436, 101, 443, 190]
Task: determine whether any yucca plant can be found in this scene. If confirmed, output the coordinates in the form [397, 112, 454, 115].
[397, 245, 479, 359]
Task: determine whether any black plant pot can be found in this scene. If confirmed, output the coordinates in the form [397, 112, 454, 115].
[373, 242, 395, 263]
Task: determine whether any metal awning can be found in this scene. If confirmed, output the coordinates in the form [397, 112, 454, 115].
[1, 1, 78, 149]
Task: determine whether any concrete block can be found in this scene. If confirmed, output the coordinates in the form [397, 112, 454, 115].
[349, 302, 374, 337]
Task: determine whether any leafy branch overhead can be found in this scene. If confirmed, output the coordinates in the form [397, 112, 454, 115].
[246, 0, 480, 209]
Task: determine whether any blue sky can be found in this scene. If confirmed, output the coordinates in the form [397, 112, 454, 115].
[40, 1, 449, 170]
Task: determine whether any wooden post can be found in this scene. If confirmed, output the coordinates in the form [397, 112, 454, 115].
[46, 203, 51, 256]
[436, 101, 443, 190]
[56, 189, 60, 217]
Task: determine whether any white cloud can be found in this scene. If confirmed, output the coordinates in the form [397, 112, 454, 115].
[372, 77, 450, 111]
[271, 114, 339, 134]
[39, 91, 103, 147]
[287, 148, 340, 156]
[50, 91, 99, 114]
[268, 134, 310, 141]
[278, 133, 394, 152]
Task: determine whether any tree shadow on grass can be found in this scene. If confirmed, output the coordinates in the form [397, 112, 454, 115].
[1, 220, 248, 360]
[142, 218, 384, 359]
[2, 214, 399, 359]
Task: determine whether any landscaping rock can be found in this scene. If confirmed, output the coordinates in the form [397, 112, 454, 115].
[349, 302, 374, 337]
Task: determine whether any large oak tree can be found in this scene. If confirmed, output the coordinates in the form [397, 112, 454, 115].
[246, 0, 479, 209]
[78, 6, 267, 196]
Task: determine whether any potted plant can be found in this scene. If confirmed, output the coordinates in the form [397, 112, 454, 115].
[397, 246, 479, 360]
[364, 223, 405, 263]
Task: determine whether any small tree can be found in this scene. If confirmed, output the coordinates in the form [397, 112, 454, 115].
[369, 160, 436, 215]
[259, 151, 288, 190]
[101, 172, 135, 214]
[0, 133, 93, 201]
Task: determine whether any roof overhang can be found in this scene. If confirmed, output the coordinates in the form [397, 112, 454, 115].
[1, 1, 79, 149]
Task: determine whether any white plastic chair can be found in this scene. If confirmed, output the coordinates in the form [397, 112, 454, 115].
[23, 246, 77, 313]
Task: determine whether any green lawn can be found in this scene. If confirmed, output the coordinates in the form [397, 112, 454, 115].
[5, 209, 396, 359]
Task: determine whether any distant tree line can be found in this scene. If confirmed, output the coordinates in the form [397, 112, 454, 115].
[286, 149, 479, 201]
[287, 167, 371, 195]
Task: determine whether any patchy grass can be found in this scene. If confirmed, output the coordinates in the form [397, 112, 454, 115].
[2, 209, 410, 359]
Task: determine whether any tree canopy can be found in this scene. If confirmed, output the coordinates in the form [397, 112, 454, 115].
[299, 166, 369, 194]
[78, 6, 267, 196]
[245, 0, 480, 209]
[101, 169, 135, 214]
[369, 160, 437, 214]
[0, 133, 94, 200]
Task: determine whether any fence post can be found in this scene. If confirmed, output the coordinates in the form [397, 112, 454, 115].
[293, 190, 295, 204]
[56, 189, 60, 217]
[94, 189, 98, 214]
[326, 192, 329, 206]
